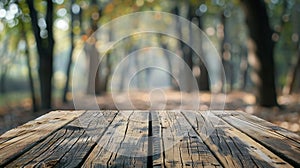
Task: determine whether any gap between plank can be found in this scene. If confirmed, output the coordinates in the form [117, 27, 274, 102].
[147, 111, 153, 168]
[77, 111, 119, 167]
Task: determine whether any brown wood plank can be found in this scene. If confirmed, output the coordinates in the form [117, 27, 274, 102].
[182, 110, 292, 168]
[0, 110, 84, 166]
[215, 111, 300, 142]
[5, 110, 117, 167]
[159, 110, 222, 167]
[213, 111, 300, 167]
[83, 110, 149, 167]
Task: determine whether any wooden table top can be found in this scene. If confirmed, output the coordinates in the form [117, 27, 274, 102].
[0, 110, 299, 167]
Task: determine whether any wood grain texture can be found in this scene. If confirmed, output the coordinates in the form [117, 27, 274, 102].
[5, 110, 117, 167]
[182, 110, 293, 168]
[213, 111, 300, 167]
[0, 110, 84, 166]
[215, 111, 300, 142]
[1, 110, 299, 168]
[83, 110, 149, 167]
[159, 110, 222, 167]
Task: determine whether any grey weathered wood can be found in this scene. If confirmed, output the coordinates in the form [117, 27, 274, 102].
[150, 111, 164, 167]
[83, 110, 149, 167]
[213, 111, 300, 167]
[6, 111, 117, 167]
[182, 110, 293, 168]
[0, 110, 85, 166]
[215, 110, 300, 142]
[1, 110, 299, 168]
[159, 110, 222, 167]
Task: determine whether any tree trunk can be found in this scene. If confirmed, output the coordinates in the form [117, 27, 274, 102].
[197, 13, 210, 91]
[63, 0, 76, 102]
[283, 41, 300, 94]
[198, 60, 210, 90]
[27, 0, 54, 109]
[220, 12, 233, 92]
[0, 39, 9, 94]
[239, 46, 249, 90]
[103, 26, 114, 91]
[184, 4, 194, 71]
[85, 44, 101, 94]
[173, 5, 193, 69]
[0, 67, 7, 94]
[86, 0, 101, 95]
[283, 1, 300, 94]
[160, 39, 174, 88]
[173, 5, 194, 92]
[119, 59, 127, 91]
[174, 3, 210, 91]
[20, 22, 38, 112]
[104, 52, 112, 91]
[241, 0, 278, 107]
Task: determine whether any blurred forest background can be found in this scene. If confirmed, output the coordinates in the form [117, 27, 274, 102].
[0, 0, 300, 134]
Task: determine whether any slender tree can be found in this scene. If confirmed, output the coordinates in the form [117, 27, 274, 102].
[26, 0, 54, 109]
[85, 0, 101, 95]
[63, 0, 76, 102]
[20, 21, 38, 112]
[173, 2, 210, 91]
[172, 5, 194, 92]
[0, 37, 9, 94]
[197, 12, 210, 91]
[239, 45, 249, 90]
[103, 24, 114, 91]
[0, 67, 7, 93]
[220, 12, 233, 91]
[283, 2, 300, 95]
[160, 35, 174, 88]
[283, 37, 300, 94]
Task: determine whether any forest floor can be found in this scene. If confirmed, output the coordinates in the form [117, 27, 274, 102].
[1, 91, 300, 135]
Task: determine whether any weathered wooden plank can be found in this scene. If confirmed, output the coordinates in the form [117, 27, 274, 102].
[56, 110, 118, 168]
[215, 110, 300, 142]
[0, 110, 85, 166]
[150, 111, 164, 167]
[159, 110, 222, 167]
[182, 110, 292, 168]
[6, 110, 117, 167]
[213, 111, 300, 167]
[2, 109, 299, 167]
[83, 110, 149, 167]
